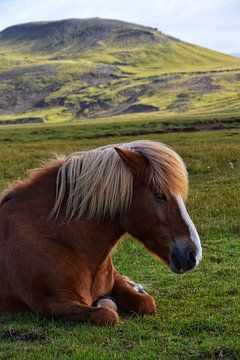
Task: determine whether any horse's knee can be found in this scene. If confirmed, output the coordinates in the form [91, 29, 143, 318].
[89, 307, 119, 325]
[118, 293, 156, 315]
[134, 294, 156, 315]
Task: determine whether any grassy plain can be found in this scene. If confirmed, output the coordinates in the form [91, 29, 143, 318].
[0, 120, 239, 359]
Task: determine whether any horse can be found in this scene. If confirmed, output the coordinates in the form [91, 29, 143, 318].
[0, 140, 202, 325]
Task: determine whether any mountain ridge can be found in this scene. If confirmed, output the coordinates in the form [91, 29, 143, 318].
[0, 18, 240, 123]
[0, 17, 158, 35]
[0, 18, 172, 52]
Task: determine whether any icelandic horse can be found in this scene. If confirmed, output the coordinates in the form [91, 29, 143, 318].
[0, 140, 202, 325]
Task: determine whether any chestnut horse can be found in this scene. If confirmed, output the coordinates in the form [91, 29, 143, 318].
[0, 140, 202, 325]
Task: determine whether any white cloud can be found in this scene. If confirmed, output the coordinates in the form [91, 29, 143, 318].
[0, 0, 239, 53]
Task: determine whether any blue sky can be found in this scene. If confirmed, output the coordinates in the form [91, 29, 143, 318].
[0, 0, 239, 54]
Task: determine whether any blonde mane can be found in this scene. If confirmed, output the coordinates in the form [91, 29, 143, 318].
[50, 140, 188, 220]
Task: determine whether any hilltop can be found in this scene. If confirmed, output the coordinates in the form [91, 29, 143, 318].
[0, 18, 169, 52]
[0, 18, 240, 123]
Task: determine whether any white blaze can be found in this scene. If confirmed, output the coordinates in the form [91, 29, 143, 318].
[176, 195, 202, 265]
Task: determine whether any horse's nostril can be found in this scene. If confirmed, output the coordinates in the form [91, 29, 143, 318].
[170, 246, 197, 273]
[188, 250, 196, 265]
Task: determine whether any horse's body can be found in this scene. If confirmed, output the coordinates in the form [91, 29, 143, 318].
[0, 140, 202, 325]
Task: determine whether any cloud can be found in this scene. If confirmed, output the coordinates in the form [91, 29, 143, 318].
[0, 0, 239, 53]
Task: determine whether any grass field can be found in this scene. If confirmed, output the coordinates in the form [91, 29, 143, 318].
[0, 120, 239, 359]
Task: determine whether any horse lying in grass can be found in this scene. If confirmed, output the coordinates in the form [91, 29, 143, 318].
[0, 140, 202, 325]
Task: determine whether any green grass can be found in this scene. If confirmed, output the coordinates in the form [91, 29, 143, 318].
[0, 122, 239, 359]
[0, 111, 240, 146]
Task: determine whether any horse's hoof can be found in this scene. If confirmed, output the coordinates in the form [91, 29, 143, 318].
[90, 307, 119, 326]
[97, 298, 118, 312]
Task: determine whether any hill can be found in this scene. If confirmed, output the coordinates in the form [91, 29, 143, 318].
[0, 18, 168, 51]
[0, 18, 240, 123]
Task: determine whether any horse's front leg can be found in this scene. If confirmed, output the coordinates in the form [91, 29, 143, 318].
[49, 301, 119, 326]
[112, 271, 156, 315]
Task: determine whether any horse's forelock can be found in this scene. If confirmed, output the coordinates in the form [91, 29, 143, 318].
[123, 140, 188, 200]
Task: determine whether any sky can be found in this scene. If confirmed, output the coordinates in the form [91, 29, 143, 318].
[0, 0, 239, 54]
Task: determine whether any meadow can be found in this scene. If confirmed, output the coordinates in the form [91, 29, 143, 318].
[0, 120, 239, 359]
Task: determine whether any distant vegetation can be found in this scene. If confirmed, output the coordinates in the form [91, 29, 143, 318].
[0, 18, 240, 125]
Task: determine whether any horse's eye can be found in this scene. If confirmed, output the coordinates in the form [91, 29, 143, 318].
[154, 193, 167, 203]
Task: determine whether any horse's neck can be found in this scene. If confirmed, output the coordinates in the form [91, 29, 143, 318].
[53, 218, 124, 271]
[21, 161, 125, 268]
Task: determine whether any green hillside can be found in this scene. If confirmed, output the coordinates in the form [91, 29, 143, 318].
[0, 18, 240, 124]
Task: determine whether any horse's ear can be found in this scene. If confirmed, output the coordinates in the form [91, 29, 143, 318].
[114, 147, 148, 175]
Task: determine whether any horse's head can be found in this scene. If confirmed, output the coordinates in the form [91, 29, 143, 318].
[115, 144, 202, 274]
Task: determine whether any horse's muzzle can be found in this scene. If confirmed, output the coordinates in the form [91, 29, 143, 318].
[170, 244, 197, 274]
